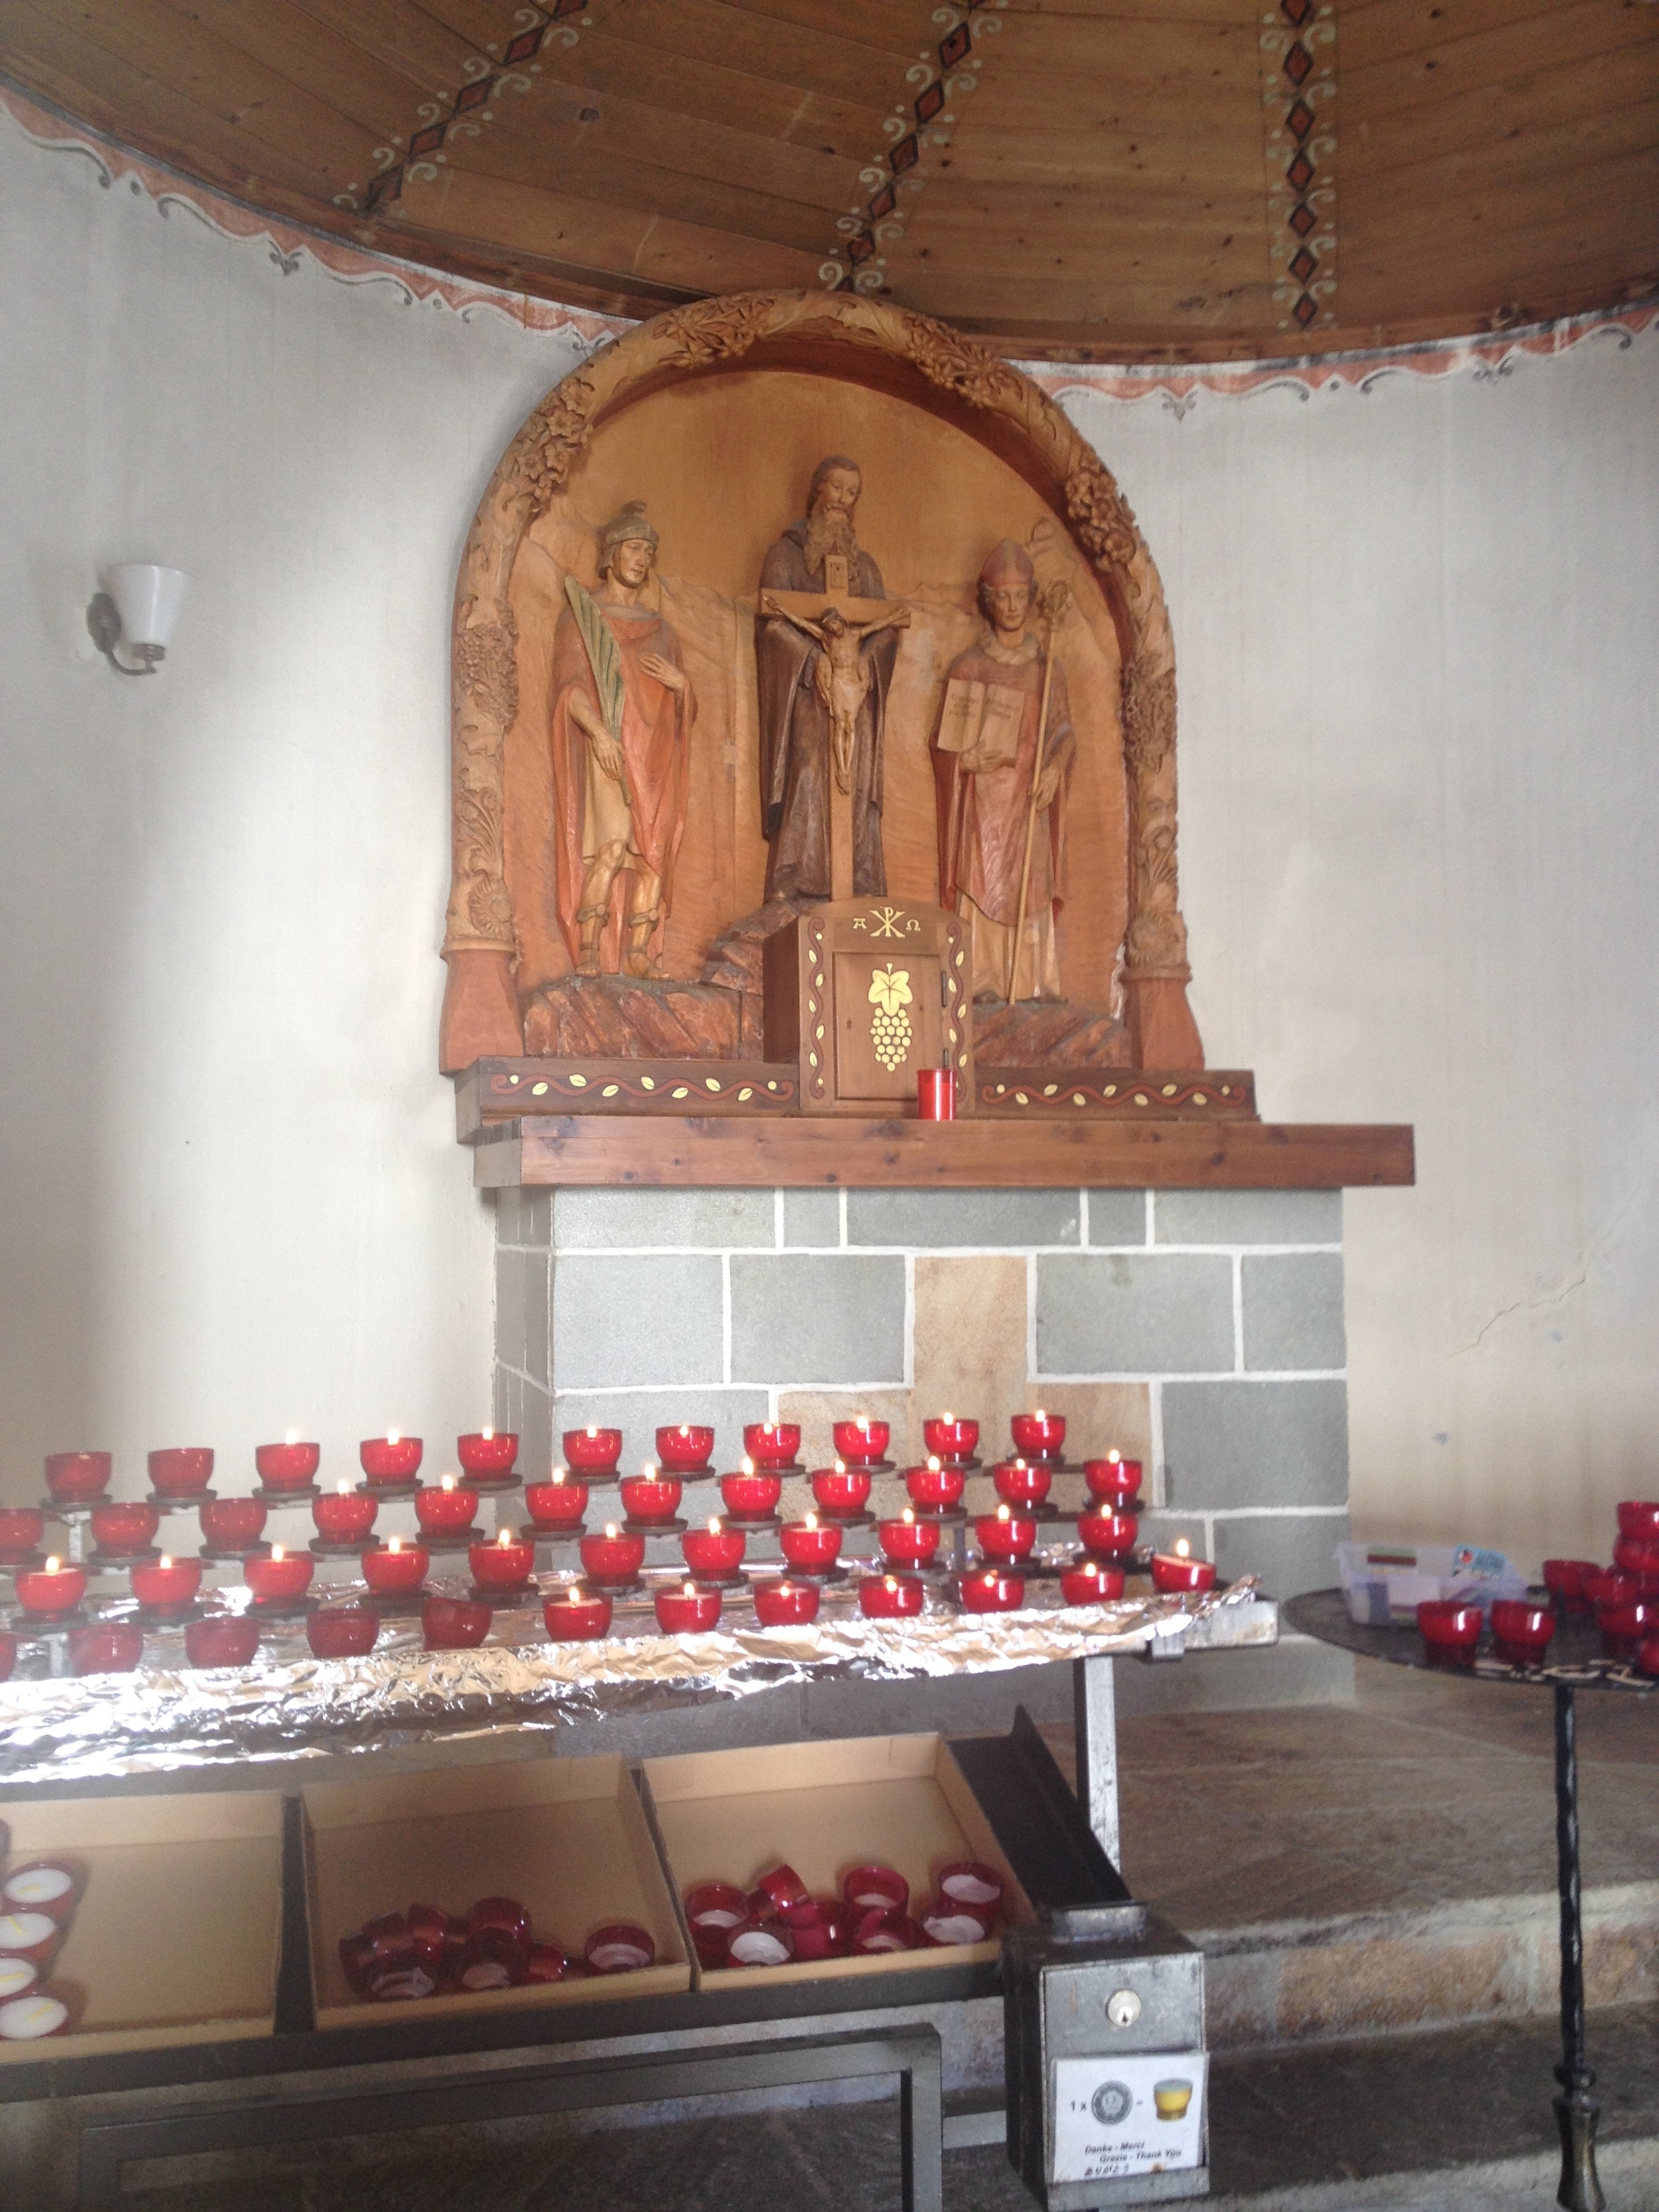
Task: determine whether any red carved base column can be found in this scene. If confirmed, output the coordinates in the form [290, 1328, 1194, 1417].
[1124, 974, 1204, 1071]
[440, 947, 522, 1074]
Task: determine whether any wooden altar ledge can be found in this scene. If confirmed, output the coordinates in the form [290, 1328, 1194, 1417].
[472, 1114, 1413, 1192]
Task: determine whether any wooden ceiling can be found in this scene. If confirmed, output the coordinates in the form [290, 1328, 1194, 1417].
[4, 0, 1656, 360]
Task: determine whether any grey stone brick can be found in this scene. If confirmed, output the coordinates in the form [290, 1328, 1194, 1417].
[729, 1255, 906, 1384]
[1153, 1190, 1342, 1246]
[514, 1378, 553, 1480]
[1212, 1512, 1351, 1599]
[494, 1246, 526, 1377]
[1138, 1511, 1210, 1560]
[782, 1189, 841, 1248]
[1162, 1379, 1349, 1509]
[551, 1254, 725, 1388]
[522, 1248, 550, 1387]
[494, 1189, 550, 1248]
[845, 1187, 1080, 1248]
[1085, 1191, 1150, 1246]
[547, 1388, 770, 1476]
[552, 1188, 777, 1250]
[1242, 1253, 1346, 1372]
[1035, 1254, 1234, 1375]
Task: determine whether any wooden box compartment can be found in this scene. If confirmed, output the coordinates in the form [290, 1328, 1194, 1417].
[301, 1756, 689, 2029]
[642, 1733, 1031, 1991]
[0, 1791, 283, 2063]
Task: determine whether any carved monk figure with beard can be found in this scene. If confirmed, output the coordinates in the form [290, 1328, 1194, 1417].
[755, 456, 900, 901]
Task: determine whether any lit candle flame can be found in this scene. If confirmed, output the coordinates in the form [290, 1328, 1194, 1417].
[498, 1528, 513, 1548]
[388, 1429, 400, 1445]
[271, 1544, 285, 1563]
[1175, 1537, 1190, 1560]
[642, 1461, 657, 1479]
[552, 1465, 565, 1483]
[856, 1416, 869, 1432]
[804, 1511, 818, 1531]
[741, 1455, 755, 1477]
[285, 1429, 299, 1447]
[44, 1556, 60, 1575]
[926, 1454, 940, 1472]
[884, 1576, 897, 1593]
[683, 1580, 695, 1599]
[1108, 1449, 1121, 1465]
[571, 1584, 583, 1601]
[159, 1554, 172, 1572]
[441, 1473, 456, 1493]
[762, 1423, 775, 1437]
[940, 1409, 954, 1422]
[336, 1479, 351, 1496]
[1034, 1407, 1046, 1421]
[679, 1424, 689, 1438]
[985, 1571, 997, 1587]
[586, 1424, 597, 1439]
[901, 1507, 914, 1525]
[997, 1503, 1011, 1522]
[833, 1457, 845, 1475]
[605, 1522, 618, 1540]
[707, 1516, 721, 1536]
[482, 1425, 494, 1441]
[1014, 1457, 1027, 1471]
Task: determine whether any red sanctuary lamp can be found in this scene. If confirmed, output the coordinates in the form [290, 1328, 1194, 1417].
[313, 1482, 377, 1543]
[360, 1430, 422, 1485]
[1009, 1408, 1065, 1461]
[362, 1533, 429, 1596]
[620, 1465, 682, 1526]
[130, 1553, 202, 1611]
[654, 1580, 722, 1634]
[1150, 1537, 1217, 1593]
[833, 1417, 889, 1465]
[878, 1509, 938, 1571]
[543, 1584, 611, 1641]
[922, 1413, 978, 1463]
[415, 1473, 480, 1536]
[255, 1433, 319, 1491]
[524, 1467, 588, 1531]
[754, 1576, 820, 1627]
[564, 1426, 623, 1476]
[907, 1456, 966, 1514]
[656, 1424, 714, 1473]
[745, 1422, 800, 1469]
[579, 1522, 646, 1588]
[469, 1527, 536, 1594]
[812, 1460, 871, 1518]
[244, 1544, 313, 1607]
[779, 1511, 841, 1574]
[859, 1572, 924, 1621]
[682, 1517, 746, 1580]
[15, 1557, 87, 1619]
[147, 1447, 214, 1499]
[457, 1426, 518, 1477]
[977, 1503, 1037, 1563]
[721, 1459, 782, 1520]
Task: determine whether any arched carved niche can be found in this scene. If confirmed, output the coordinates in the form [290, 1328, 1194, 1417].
[442, 290, 1201, 1073]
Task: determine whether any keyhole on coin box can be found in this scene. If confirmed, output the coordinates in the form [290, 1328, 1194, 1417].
[1105, 1989, 1142, 2028]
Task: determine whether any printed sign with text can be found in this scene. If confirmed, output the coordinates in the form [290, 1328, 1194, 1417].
[1050, 2053, 1207, 2182]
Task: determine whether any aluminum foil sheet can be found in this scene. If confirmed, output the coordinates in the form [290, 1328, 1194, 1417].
[0, 1577, 1261, 1790]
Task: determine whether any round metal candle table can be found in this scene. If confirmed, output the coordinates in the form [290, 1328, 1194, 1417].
[1285, 1588, 1655, 2212]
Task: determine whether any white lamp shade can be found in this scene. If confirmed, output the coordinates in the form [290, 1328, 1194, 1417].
[108, 565, 190, 651]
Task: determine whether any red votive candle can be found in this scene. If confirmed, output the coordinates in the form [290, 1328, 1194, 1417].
[543, 1585, 612, 1641]
[524, 1473, 587, 1529]
[244, 1546, 313, 1605]
[1010, 1410, 1066, 1460]
[1582, 1566, 1639, 1609]
[656, 1424, 714, 1473]
[843, 1864, 908, 1913]
[585, 1924, 656, 1975]
[753, 1577, 820, 1627]
[306, 1605, 380, 1659]
[362, 1536, 429, 1595]
[131, 1554, 202, 1609]
[962, 1567, 1025, 1612]
[90, 1501, 159, 1555]
[1078, 1510, 1139, 1560]
[255, 1438, 320, 1488]
[579, 1523, 646, 1586]
[682, 1518, 746, 1577]
[994, 1459, 1052, 1511]
[43, 1451, 111, 1505]
[0, 1510, 43, 1562]
[1542, 1559, 1599, 1614]
[185, 1613, 259, 1668]
[833, 1418, 889, 1465]
[906, 1457, 966, 1512]
[469, 1530, 536, 1591]
[1151, 1543, 1216, 1593]
[313, 1484, 378, 1542]
[859, 1572, 924, 1619]
[1061, 1561, 1126, 1605]
[564, 1426, 622, 1475]
[1490, 1600, 1557, 1666]
[1616, 1501, 1659, 1542]
[654, 1580, 722, 1634]
[922, 1415, 979, 1461]
[15, 1560, 86, 1617]
[813, 1463, 872, 1517]
[148, 1447, 214, 1498]
[620, 1471, 682, 1525]
[745, 1422, 800, 1468]
[200, 1496, 267, 1550]
[879, 1510, 939, 1570]
[684, 1881, 749, 1966]
[68, 1621, 143, 1676]
[1417, 1598, 1483, 1662]
[721, 1465, 782, 1519]
[1084, 1454, 1144, 1506]
[977, 1505, 1037, 1562]
[1613, 1536, 1659, 1577]
[853, 1908, 920, 1954]
[916, 1068, 956, 1120]
[780, 1513, 841, 1572]
[1597, 1599, 1655, 1659]
[360, 1433, 422, 1483]
[415, 1475, 479, 1534]
[457, 1428, 518, 1476]
[422, 1595, 492, 1650]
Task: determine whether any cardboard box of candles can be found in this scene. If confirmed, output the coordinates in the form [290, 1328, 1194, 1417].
[301, 1755, 689, 2029]
[642, 1733, 1031, 1991]
[0, 1791, 284, 2061]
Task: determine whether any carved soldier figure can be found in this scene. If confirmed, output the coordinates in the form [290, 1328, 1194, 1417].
[756, 456, 902, 901]
[549, 502, 695, 978]
[931, 539, 1074, 1002]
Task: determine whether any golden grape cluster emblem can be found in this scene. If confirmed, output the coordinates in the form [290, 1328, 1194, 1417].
[867, 965, 914, 1071]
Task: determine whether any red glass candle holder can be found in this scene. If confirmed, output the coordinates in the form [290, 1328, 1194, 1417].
[68, 1622, 143, 1676]
[313, 1487, 378, 1542]
[993, 1459, 1052, 1511]
[1489, 1601, 1556, 1667]
[916, 1069, 956, 1120]
[306, 1605, 380, 1659]
[1009, 1411, 1066, 1461]
[879, 1514, 940, 1570]
[620, 1474, 682, 1526]
[90, 1501, 160, 1556]
[721, 1469, 782, 1520]
[1151, 1548, 1216, 1593]
[15, 1564, 87, 1617]
[1612, 1536, 1659, 1577]
[543, 1585, 612, 1641]
[457, 1430, 518, 1477]
[920, 1898, 991, 1947]
[684, 1881, 749, 1966]
[360, 1435, 422, 1484]
[843, 1864, 908, 1913]
[744, 1422, 800, 1468]
[753, 1577, 821, 1627]
[563, 1427, 622, 1475]
[906, 1460, 966, 1512]
[244, 1549, 313, 1606]
[977, 1509, 1037, 1562]
[1084, 1455, 1143, 1507]
[423, 1595, 492, 1650]
[1616, 1501, 1659, 1542]
[727, 1923, 794, 1968]
[939, 1862, 1004, 1915]
[1542, 1558, 1599, 1614]
[1061, 1562, 1126, 1606]
[361, 1540, 429, 1595]
[43, 1451, 111, 1505]
[1637, 1635, 1659, 1680]
[200, 1496, 267, 1551]
[0, 1510, 43, 1563]
[186, 1613, 259, 1668]
[922, 1416, 979, 1462]
[1582, 1566, 1639, 1609]
[961, 1568, 1025, 1613]
[585, 1924, 656, 1975]
[148, 1447, 214, 1499]
[579, 1526, 646, 1587]
[682, 1521, 746, 1578]
[859, 1572, 924, 1620]
[254, 1439, 320, 1489]
[1078, 1510, 1139, 1560]
[130, 1555, 202, 1609]
[414, 1479, 480, 1535]
[812, 1465, 872, 1517]
[524, 1476, 587, 1530]
[779, 1516, 841, 1572]
[654, 1582, 723, 1634]
[833, 1419, 889, 1465]
[656, 1424, 715, 1473]
[1417, 1599, 1483, 1663]
[469, 1532, 536, 1591]
[853, 1908, 920, 1955]
[1596, 1599, 1655, 1659]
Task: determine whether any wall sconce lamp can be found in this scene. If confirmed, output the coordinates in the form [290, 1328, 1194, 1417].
[86, 565, 190, 676]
